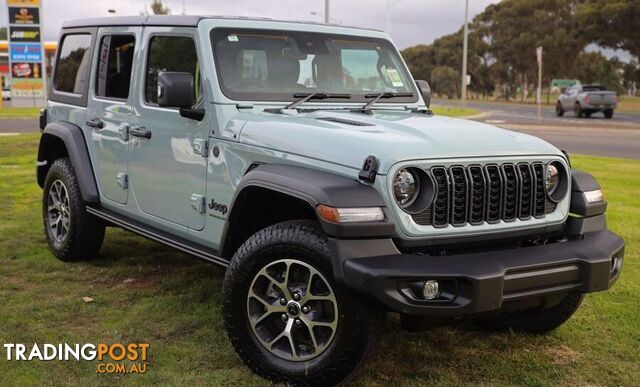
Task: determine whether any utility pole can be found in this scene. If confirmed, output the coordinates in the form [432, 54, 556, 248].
[461, 0, 469, 109]
[536, 46, 543, 120]
[324, 0, 330, 24]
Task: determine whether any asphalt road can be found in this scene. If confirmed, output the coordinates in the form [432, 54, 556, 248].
[0, 119, 38, 134]
[435, 99, 640, 160]
[2, 102, 639, 160]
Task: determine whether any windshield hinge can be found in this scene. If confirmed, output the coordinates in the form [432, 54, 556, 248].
[192, 139, 209, 157]
[359, 155, 379, 183]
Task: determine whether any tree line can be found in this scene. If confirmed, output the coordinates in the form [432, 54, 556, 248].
[401, 0, 640, 100]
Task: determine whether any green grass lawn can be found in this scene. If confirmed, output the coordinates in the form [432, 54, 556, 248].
[0, 107, 41, 119]
[0, 134, 638, 386]
[432, 105, 480, 117]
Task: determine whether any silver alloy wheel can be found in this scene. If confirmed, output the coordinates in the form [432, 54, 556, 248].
[47, 180, 71, 243]
[247, 259, 338, 361]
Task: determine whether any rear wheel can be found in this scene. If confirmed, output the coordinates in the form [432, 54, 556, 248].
[478, 293, 584, 334]
[555, 102, 564, 117]
[42, 158, 105, 261]
[574, 103, 583, 118]
[223, 221, 379, 386]
[604, 109, 614, 119]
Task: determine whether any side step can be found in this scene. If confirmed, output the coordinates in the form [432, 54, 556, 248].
[86, 206, 229, 267]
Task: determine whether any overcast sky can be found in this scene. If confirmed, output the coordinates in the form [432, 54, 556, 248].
[0, 0, 500, 49]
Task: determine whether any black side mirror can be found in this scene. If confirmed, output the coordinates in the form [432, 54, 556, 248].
[157, 71, 205, 121]
[158, 71, 194, 108]
[415, 80, 431, 108]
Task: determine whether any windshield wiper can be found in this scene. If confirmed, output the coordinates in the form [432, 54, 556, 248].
[285, 92, 351, 110]
[355, 92, 414, 115]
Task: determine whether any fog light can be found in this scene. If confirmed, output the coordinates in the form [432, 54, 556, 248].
[422, 280, 440, 300]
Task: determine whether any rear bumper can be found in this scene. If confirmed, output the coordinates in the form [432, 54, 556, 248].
[337, 230, 624, 316]
[583, 103, 616, 110]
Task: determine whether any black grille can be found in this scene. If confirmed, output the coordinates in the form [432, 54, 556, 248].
[414, 162, 556, 227]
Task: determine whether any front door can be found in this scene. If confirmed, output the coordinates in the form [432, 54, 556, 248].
[129, 27, 209, 230]
[87, 27, 141, 205]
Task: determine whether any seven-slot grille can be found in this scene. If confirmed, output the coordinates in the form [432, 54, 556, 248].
[411, 162, 556, 227]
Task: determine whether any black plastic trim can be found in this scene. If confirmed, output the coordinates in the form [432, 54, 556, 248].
[570, 169, 607, 217]
[37, 121, 99, 203]
[86, 206, 228, 267]
[223, 164, 395, 239]
[339, 230, 624, 316]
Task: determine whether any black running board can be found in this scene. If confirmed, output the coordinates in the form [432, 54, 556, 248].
[86, 206, 229, 267]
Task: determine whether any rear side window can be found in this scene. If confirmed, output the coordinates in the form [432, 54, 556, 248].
[96, 35, 135, 100]
[54, 34, 92, 94]
[145, 36, 199, 105]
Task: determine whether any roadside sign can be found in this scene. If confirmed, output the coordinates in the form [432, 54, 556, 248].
[551, 79, 579, 88]
[9, 43, 42, 62]
[8, 6, 40, 24]
[6, 0, 45, 100]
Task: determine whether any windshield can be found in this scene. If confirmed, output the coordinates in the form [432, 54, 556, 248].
[211, 28, 417, 103]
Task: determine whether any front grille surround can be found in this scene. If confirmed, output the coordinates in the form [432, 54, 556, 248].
[387, 156, 571, 239]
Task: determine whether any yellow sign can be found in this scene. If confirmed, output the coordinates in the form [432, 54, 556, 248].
[7, 0, 40, 7]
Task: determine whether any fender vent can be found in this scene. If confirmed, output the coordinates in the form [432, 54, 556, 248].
[316, 117, 373, 126]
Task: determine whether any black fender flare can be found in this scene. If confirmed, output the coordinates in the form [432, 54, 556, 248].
[37, 121, 100, 203]
[223, 164, 395, 242]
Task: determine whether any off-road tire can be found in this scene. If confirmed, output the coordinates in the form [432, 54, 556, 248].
[604, 109, 614, 119]
[574, 103, 583, 118]
[222, 220, 379, 386]
[555, 102, 564, 117]
[478, 293, 584, 334]
[42, 157, 105, 261]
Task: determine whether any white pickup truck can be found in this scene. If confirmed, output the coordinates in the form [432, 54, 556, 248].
[556, 84, 617, 119]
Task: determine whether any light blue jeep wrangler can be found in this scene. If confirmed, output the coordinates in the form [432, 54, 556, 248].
[37, 16, 624, 386]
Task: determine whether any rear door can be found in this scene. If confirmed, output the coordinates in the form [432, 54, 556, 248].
[86, 26, 142, 205]
[128, 27, 209, 230]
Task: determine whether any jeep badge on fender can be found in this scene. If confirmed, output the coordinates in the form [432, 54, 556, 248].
[36, 15, 624, 386]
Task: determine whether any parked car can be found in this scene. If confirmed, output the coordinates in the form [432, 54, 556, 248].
[556, 84, 617, 118]
[37, 16, 624, 386]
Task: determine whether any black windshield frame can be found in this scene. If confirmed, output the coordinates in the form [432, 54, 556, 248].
[210, 27, 418, 104]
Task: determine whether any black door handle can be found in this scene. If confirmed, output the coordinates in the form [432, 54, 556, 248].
[130, 126, 152, 139]
[86, 118, 104, 129]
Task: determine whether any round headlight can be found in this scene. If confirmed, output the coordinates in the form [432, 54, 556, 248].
[394, 169, 420, 207]
[546, 164, 559, 195]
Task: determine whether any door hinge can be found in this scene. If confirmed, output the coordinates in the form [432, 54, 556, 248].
[119, 124, 129, 141]
[192, 139, 209, 157]
[116, 172, 128, 189]
[190, 194, 206, 214]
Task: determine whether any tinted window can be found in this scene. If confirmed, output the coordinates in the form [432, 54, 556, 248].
[210, 28, 417, 103]
[145, 36, 199, 105]
[96, 35, 135, 99]
[55, 34, 92, 94]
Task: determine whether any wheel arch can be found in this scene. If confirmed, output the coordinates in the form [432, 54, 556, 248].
[219, 164, 394, 259]
[37, 121, 99, 203]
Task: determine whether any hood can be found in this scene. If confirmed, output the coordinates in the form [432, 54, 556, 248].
[238, 109, 562, 174]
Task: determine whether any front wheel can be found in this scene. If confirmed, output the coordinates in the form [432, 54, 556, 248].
[223, 221, 379, 386]
[574, 103, 584, 118]
[477, 293, 584, 334]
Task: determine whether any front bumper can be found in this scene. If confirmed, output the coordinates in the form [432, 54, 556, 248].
[336, 230, 624, 316]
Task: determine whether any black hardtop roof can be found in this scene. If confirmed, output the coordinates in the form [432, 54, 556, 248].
[61, 15, 380, 32]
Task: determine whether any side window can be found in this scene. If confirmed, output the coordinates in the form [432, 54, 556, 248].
[145, 36, 199, 105]
[54, 34, 92, 94]
[96, 35, 135, 100]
